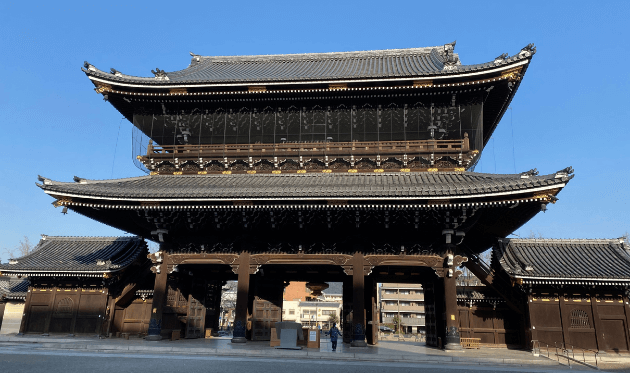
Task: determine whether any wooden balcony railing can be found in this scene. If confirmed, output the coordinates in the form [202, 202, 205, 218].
[146, 138, 469, 158]
[139, 137, 478, 174]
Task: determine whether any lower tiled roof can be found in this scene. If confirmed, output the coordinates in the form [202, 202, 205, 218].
[299, 301, 340, 308]
[323, 282, 343, 296]
[38, 170, 572, 201]
[0, 236, 147, 276]
[0, 277, 28, 300]
[495, 238, 630, 282]
[457, 286, 503, 302]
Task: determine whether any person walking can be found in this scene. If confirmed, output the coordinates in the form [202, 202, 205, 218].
[329, 323, 341, 352]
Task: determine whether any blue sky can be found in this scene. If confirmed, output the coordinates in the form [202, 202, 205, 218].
[0, 1, 628, 261]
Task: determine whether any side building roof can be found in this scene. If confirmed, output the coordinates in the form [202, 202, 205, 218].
[495, 238, 630, 285]
[0, 277, 29, 300]
[299, 301, 340, 308]
[457, 286, 503, 304]
[0, 236, 147, 278]
[323, 282, 343, 296]
[82, 42, 536, 87]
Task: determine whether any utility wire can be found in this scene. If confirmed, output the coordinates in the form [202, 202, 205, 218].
[509, 107, 516, 173]
[111, 117, 124, 178]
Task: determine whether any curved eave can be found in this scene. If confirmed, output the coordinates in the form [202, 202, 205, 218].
[515, 276, 630, 286]
[0, 269, 121, 277]
[41, 182, 566, 204]
[85, 58, 531, 90]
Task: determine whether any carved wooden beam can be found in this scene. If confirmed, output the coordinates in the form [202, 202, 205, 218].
[364, 254, 444, 268]
[250, 253, 353, 267]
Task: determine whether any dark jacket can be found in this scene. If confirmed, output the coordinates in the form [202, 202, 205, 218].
[329, 327, 341, 341]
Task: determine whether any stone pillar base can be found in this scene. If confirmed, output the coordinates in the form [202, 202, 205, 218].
[231, 337, 247, 343]
[351, 340, 367, 347]
[444, 342, 463, 350]
[145, 335, 162, 341]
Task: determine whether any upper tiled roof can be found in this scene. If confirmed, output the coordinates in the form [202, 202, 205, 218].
[82, 43, 536, 86]
[38, 168, 571, 202]
[495, 238, 630, 282]
[0, 277, 28, 300]
[0, 236, 147, 276]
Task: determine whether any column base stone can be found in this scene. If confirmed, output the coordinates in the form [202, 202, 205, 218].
[444, 342, 463, 350]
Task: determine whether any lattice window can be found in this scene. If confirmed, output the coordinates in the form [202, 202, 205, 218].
[570, 309, 590, 329]
[55, 297, 73, 314]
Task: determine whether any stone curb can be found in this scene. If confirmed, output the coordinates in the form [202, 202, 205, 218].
[0, 338, 563, 367]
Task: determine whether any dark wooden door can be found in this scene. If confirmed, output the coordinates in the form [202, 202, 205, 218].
[251, 297, 281, 341]
[251, 280, 283, 341]
[185, 294, 205, 339]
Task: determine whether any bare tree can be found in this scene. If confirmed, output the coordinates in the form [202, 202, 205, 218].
[527, 230, 544, 239]
[221, 281, 237, 310]
[3, 236, 37, 260]
[219, 281, 238, 329]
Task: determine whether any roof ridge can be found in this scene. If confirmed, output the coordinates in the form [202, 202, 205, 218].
[38, 235, 141, 241]
[506, 238, 624, 243]
[195, 46, 444, 63]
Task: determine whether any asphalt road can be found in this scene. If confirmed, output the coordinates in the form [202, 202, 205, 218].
[0, 346, 595, 373]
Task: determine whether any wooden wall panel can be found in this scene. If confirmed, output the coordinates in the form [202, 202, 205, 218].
[22, 288, 108, 335]
[26, 305, 48, 333]
[602, 320, 628, 352]
[119, 299, 153, 335]
[457, 304, 523, 347]
[528, 291, 630, 352]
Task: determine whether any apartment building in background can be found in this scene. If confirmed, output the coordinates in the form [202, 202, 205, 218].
[379, 283, 425, 334]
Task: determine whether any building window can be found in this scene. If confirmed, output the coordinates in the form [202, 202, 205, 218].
[289, 310, 295, 315]
[385, 290, 396, 294]
[400, 290, 410, 295]
[570, 309, 590, 329]
[400, 302, 411, 306]
[322, 310, 336, 316]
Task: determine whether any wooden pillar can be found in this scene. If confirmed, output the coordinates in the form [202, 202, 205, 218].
[591, 294, 606, 351]
[524, 293, 535, 350]
[342, 277, 353, 343]
[558, 293, 569, 346]
[371, 279, 379, 345]
[43, 286, 59, 334]
[622, 293, 630, 352]
[351, 252, 367, 347]
[231, 252, 250, 343]
[18, 286, 34, 335]
[365, 276, 377, 345]
[146, 249, 168, 341]
[443, 242, 462, 350]
[105, 295, 116, 337]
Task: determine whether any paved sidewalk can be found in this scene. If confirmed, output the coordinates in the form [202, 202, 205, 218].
[0, 333, 599, 369]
